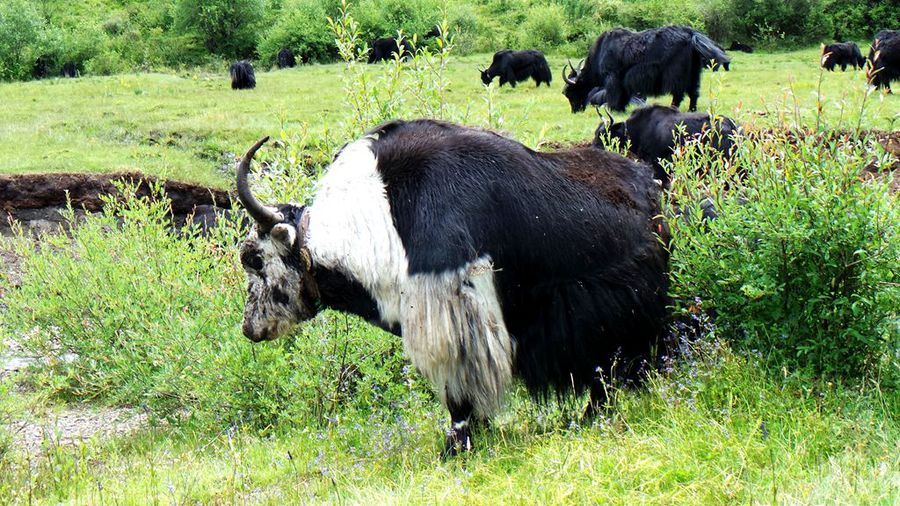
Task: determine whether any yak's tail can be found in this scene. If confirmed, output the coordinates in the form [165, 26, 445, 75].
[692, 32, 731, 71]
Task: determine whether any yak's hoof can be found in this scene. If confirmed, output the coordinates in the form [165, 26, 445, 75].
[442, 425, 473, 459]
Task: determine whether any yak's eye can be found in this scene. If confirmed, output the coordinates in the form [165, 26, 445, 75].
[243, 252, 264, 271]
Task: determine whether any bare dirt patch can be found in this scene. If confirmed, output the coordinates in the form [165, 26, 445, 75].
[6, 404, 148, 456]
[1, 172, 236, 236]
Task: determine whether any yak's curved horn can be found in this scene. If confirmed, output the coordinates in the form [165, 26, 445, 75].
[604, 108, 614, 126]
[562, 64, 577, 85]
[236, 136, 283, 231]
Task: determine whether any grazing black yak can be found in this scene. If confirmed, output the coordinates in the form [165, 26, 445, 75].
[594, 104, 738, 186]
[32, 55, 55, 79]
[479, 50, 552, 87]
[277, 47, 296, 69]
[821, 42, 866, 71]
[368, 37, 414, 63]
[61, 61, 78, 78]
[868, 30, 900, 92]
[563, 26, 731, 113]
[727, 41, 753, 53]
[235, 120, 669, 456]
[230, 61, 256, 90]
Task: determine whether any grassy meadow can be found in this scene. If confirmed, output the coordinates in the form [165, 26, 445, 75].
[0, 46, 897, 187]
[0, 32, 898, 505]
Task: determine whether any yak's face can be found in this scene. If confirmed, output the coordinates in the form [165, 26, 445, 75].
[480, 69, 492, 85]
[240, 213, 316, 342]
[562, 68, 590, 113]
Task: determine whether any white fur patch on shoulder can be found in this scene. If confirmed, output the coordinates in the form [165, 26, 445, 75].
[305, 138, 408, 325]
[401, 257, 513, 417]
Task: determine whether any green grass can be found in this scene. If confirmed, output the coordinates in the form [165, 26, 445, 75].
[1, 42, 898, 504]
[0, 46, 896, 188]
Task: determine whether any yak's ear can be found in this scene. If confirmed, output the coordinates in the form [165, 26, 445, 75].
[271, 223, 296, 246]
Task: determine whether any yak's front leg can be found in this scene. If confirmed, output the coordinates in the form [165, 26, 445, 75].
[442, 396, 475, 458]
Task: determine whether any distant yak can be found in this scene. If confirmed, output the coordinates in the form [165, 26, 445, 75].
[594, 104, 738, 186]
[727, 41, 753, 53]
[563, 26, 731, 113]
[277, 47, 296, 69]
[479, 50, 552, 87]
[230, 61, 256, 90]
[821, 42, 865, 71]
[368, 37, 414, 63]
[32, 55, 55, 79]
[868, 30, 899, 92]
[61, 61, 78, 78]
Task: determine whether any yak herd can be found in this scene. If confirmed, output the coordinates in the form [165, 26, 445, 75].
[229, 25, 898, 457]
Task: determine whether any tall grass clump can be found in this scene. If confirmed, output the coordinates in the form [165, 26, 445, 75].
[1, 182, 432, 432]
[667, 132, 899, 380]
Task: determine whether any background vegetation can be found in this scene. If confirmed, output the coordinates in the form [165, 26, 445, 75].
[0, 2, 896, 504]
[2, 0, 899, 81]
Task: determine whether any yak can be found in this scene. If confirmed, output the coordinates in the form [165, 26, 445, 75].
[235, 119, 669, 456]
[32, 55, 55, 79]
[593, 104, 738, 186]
[868, 30, 900, 92]
[230, 61, 256, 90]
[277, 47, 296, 69]
[479, 50, 552, 87]
[727, 41, 753, 53]
[821, 42, 865, 71]
[587, 87, 646, 108]
[369, 37, 414, 63]
[61, 61, 78, 78]
[562, 26, 731, 113]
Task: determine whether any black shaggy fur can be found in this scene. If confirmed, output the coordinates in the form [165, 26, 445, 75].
[588, 87, 646, 108]
[277, 47, 296, 69]
[32, 55, 56, 79]
[368, 120, 669, 401]
[480, 49, 552, 87]
[593, 105, 738, 186]
[822, 42, 866, 71]
[61, 61, 78, 78]
[230, 60, 256, 90]
[868, 30, 900, 91]
[727, 41, 753, 53]
[368, 37, 414, 63]
[563, 25, 731, 113]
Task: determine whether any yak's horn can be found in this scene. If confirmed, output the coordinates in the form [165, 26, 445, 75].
[236, 136, 283, 231]
[562, 64, 576, 85]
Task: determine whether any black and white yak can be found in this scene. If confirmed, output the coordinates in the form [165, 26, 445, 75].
[277, 47, 296, 69]
[868, 30, 900, 92]
[230, 60, 256, 90]
[479, 50, 552, 87]
[368, 37, 414, 63]
[562, 26, 731, 113]
[235, 119, 670, 456]
[821, 42, 866, 71]
[593, 105, 738, 186]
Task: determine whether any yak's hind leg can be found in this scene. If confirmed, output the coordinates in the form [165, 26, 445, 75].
[671, 92, 685, 110]
[688, 61, 702, 112]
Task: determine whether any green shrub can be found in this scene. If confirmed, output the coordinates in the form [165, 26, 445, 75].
[2, 183, 431, 430]
[0, 0, 49, 81]
[619, 0, 704, 31]
[353, 0, 442, 42]
[724, 0, 831, 47]
[174, 0, 264, 59]
[824, 0, 900, 41]
[257, 0, 339, 65]
[667, 132, 899, 379]
[520, 4, 568, 48]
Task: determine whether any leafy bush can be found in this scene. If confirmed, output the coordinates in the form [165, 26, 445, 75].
[0, 0, 49, 81]
[257, 0, 339, 65]
[2, 183, 431, 430]
[667, 132, 899, 379]
[823, 0, 900, 41]
[174, 0, 264, 59]
[353, 0, 442, 42]
[722, 0, 831, 47]
[520, 4, 568, 48]
[619, 0, 704, 31]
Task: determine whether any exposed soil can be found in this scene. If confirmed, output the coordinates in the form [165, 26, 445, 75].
[1, 172, 237, 236]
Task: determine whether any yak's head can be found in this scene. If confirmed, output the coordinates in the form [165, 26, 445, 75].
[592, 109, 626, 150]
[561, 59, 589, 113]
[236, 137, 319, 342]
[479, 65, 492, 85]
